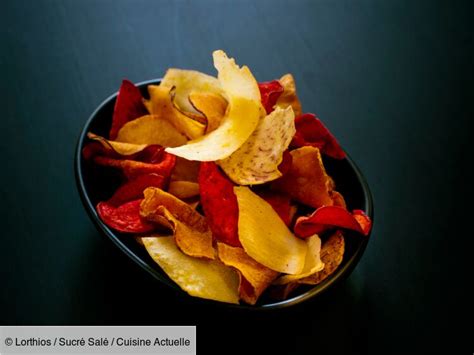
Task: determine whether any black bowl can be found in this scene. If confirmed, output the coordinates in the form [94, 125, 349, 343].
[75, 79, 374, 310]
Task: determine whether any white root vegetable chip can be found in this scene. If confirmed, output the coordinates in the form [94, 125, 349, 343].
[234, 186, 307, 274]
[142, 236, 240, 304]
[165, 50, 264, 161]
[219, 106, 295, 185]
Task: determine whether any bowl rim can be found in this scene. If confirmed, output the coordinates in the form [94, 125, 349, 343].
[74, 78, 374, 310]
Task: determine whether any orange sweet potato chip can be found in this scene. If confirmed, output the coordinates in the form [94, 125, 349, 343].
[272, 146, 334, 208]
[140, 187, 214, 259]
[217, 243, 279, 304]
[298, 230, 345, 285]
[276, 74, 302, 116]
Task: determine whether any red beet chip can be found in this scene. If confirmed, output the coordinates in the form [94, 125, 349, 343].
[258, 190, 292, 227]
[291, 113, 346, 159]
[92, 146, 176, 182]
[107, 173, 166, 207]
[294, 205, 372, 238]
[258, 80, 284, 114]
[96, 199, 155, 233]
[109, 80, 148, 140]
[199, 162, 241, 247]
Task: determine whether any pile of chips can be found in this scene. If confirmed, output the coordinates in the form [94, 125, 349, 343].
[83, 50, 372, 304]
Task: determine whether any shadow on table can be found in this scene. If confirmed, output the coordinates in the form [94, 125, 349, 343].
[69, 228, 369, 353]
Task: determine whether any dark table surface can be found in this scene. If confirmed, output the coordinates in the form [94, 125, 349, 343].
[1, 0, 472, 353]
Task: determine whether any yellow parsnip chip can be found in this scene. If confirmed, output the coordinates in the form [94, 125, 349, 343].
[218, 106, 295, 185]
[234, 186, 307, 274]
[115, 114, 187, 147]
[142, 236, 239, 304]
[165, 50, 264, 161]
[140, 187, 214, 259]
[217, 243, 279, 305]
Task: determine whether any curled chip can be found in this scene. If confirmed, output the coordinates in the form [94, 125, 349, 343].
[115, 114, 187, 147]
[291, 113, 346, 159]
[140, 187, 214, 259]
[168, 181, 200, 199]
[217, 243, 279, 305]
[272, 146, 334, 208]
[87, 133, 147, 156]
[258, 80, 284, 114]
[234, 186, 307, 274]
[218, 106, 296, 185]
[273, 235, 324, 285]
[276, 74, 302, 117]
[298, 230, 345, 285]
[199, 162, 240, 247]
[97, 199, 155, 233]
[109, 80, 148, 140]
[93, 148, 176, 181]
[144, 85, 205, 140]
[160, 68, 224, 114]
[142, 236, 239, 304]
[165, 50, 264, 161]
[294, 206, 372, 238]
[189, 92, 228, 133]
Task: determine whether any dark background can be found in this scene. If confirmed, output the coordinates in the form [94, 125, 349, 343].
[1, 0, 472, 353]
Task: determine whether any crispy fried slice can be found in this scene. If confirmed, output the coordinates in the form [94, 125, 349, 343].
[218, 106, 295, 185]
[217, 243, 279, 305]
[115, 114, 188, 147]
[171, 157, 200, 182]
[140, 187, 214, 259]
[273, 235, 324, 285]
[272, 146, 334, 208]
[189, 92, 228, 133]
[165, 50, 264, 161]
[234, 186, 307, 274]
[160, 68, 224, 114]
[144, 85, 206, 139]
[276, 74, 302, 116]
[142, 236, 239, 304]
[298, 231, 345, 285]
